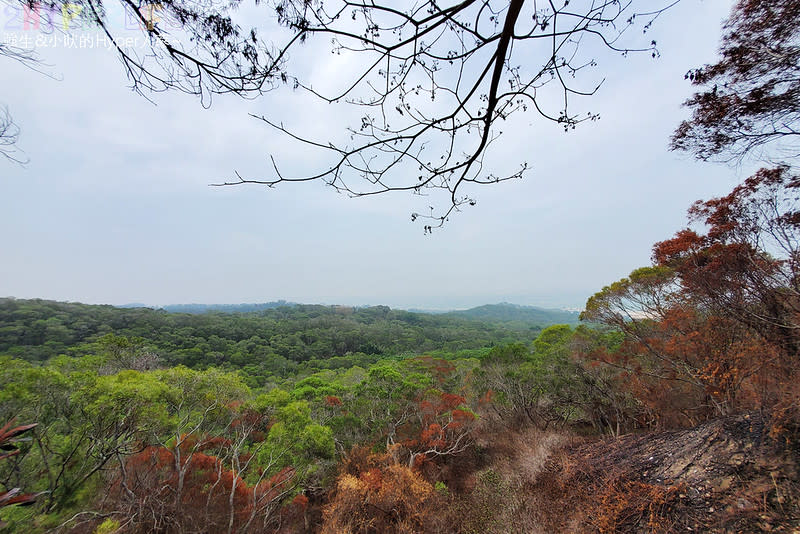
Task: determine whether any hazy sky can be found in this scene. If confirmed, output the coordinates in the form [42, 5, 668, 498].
[0, 0, 757, 310]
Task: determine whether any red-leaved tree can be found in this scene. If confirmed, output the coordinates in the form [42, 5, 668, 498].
[584, 166, 800, 429]
[671, 0, 800, 162]
[653, 166, 800, 359]
[106, 432, 296, 534]
[0, 420, 39, 528]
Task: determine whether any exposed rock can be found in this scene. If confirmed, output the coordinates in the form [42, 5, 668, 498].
[529, 413, 799, 532]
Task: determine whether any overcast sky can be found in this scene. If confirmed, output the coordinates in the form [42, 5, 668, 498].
[0, 0, 757, 310]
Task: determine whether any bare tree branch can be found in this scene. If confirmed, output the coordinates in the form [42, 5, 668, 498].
[1, 0, 287, 157]
[671, 0, 800, 163]
[216, 0, 678, 230]
[0, 106, 26, 164]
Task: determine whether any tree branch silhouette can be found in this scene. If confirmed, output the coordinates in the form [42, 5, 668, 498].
[216, 0, 678, 230]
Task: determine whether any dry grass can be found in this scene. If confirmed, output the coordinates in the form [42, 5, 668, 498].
[451, 425, 579, 534]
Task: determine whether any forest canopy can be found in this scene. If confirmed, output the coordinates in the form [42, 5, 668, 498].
[0, 298, 573, 383]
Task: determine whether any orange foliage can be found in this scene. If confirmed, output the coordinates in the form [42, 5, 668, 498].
[359, 467, 383, 490]
[395, 390, 476, 466]
[321, 449, 443, 534]
[409, 355, 456, 385]
[107, 435, 295, 533]
[583, 167, 800, 433]
[291, 493, 308, 508]
[324, 395, 343, 407]
[638, 309, 770, 416]
[653, 166, 800, 430]
[420, 423, 446, 449]
[452, 408, 476, 423]
[478, 389, 494, 405]
[582, 301, 781, 428]
[439, 392, 465, 411]
[589, 478, 685, 533]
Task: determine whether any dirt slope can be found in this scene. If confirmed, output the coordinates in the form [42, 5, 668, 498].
[487, 414, 799, 533]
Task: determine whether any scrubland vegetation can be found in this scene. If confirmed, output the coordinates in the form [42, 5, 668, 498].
[1, 217, 799, 532]
[2, 0, 800, 531]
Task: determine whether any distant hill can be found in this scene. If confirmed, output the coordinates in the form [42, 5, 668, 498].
[160, 301, 297, 314]
[0, 298, 533, 366]
[117, 302, 151, 309]
[441, 303, 580, 327]
[126, 301, 580, 324]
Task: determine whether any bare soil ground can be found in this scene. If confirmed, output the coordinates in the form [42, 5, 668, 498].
[473, 414, 800, 533]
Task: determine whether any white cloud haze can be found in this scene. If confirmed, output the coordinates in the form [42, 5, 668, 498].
[0, 0, 759, 309]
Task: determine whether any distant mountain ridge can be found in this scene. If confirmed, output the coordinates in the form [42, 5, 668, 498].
[120, 300, 580, 325]
[0, 297, 539, 365]
[441, 302, 580, 325]
[159, 301, 297, 314]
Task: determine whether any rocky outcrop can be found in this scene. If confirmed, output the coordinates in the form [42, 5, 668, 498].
[531, 413, 799, 532]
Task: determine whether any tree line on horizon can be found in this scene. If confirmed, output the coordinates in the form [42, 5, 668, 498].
[0, 299, 563, 386]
